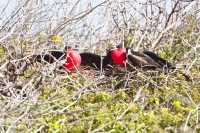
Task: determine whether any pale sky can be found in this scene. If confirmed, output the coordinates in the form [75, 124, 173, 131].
[0, 0, 102, 18]
[0, 0, 17, 14]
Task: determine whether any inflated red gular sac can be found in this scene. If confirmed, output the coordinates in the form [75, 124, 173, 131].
[36, 46, 81, 70]
[110, 45, 130, 67]
[64, 47, 81, 70]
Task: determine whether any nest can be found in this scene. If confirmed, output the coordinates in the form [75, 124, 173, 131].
[0, 56, 191, 100]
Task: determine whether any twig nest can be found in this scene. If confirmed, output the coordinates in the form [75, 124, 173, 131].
[64, 48, 81, 70]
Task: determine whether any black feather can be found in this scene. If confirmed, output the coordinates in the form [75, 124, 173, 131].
[80, 52, 102, 69]
[126, 47, 161, 68]
[143, 51, 172, 68]
[80, 50, 114, 70]
[36, 51, 66, 64]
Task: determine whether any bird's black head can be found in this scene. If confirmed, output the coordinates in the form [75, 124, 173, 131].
[64, 46, 79, 51]
[64, 46, 72, 51]
[116, 44, 122, 48]
[105, 44, 123, 62]
[103, 48, 116, 68]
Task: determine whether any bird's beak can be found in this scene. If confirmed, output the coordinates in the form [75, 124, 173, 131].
[110, 46, 118, 51]
[60, 60, 67, 65]
[126, 47, 131, 59]
[116, 44, 122, 48]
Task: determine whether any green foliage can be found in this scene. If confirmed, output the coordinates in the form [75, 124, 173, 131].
[3, 70, 198, 133]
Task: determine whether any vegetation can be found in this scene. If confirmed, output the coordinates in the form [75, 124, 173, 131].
[0, 0, 199, 133]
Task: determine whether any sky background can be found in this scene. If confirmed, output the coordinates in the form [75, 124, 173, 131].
[0, 0, 196, 18]
[0, 0, 101, 13]
[0, 0, 16, 14]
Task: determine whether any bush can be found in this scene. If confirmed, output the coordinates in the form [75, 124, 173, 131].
[0, 0, 199, 132]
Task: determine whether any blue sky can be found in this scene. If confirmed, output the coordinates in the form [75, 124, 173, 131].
[0, 1, 17, 14]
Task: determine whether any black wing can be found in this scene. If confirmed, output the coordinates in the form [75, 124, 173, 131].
[143, 51, 172, 68]
[126, 47, 161, 68]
